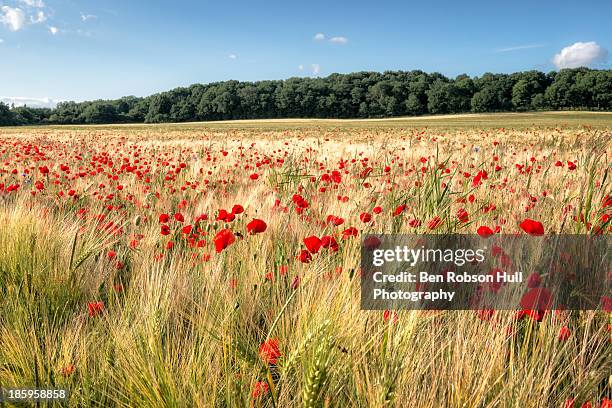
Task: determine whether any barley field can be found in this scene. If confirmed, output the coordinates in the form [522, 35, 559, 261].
[0, 112, 611, 407]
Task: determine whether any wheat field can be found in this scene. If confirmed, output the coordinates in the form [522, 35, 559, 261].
[0, 113, 611, 407]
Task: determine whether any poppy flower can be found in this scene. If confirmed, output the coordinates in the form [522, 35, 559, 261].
[326, 215, 344, 226]
[298, 249, 312, 263]
[61, 364, 75, 377]
[516, 309, 545, 322]
[231, 204, 244, 214]
[393, 205, 406, 216]
[246, 218, 267, 234]
[601, 296, 612, 312]
[292, 194, 309, 209]
[363, 235, 382, 250]
[304, 236, 322, 254]
[427, 216, 442, 230]
[173, 212, 185, 222]
[527, 273, 541, 288]
[472, 169, 488, 187]
[259, 338, 281, 364]
[456, 208, 469, 223]
[252, 381, 269, 398]
[477, 226, 494, 238]
[360, 212, 372, 223]
[520, 287, 551, 311]
[88, 301, 104, 317]
[519, 218, 544, 236]
[160, 225, 171, 235]
[383, 309, 398, 324]
[558, 326, 571, 341]
[408, 219, 421, 228]
[321, 235, 339, 251]
[342, 227, 358, 239]
[217, 209, 235, 222]
[214, 229, 235, 253]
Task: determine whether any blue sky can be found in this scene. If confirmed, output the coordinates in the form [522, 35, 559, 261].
[0, 0, 610, 105]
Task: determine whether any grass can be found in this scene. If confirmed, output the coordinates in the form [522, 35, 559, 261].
[0, 113, 610, 407]
[2, 111, 612, 133]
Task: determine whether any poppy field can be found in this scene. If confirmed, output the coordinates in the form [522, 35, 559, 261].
[0, 114, 611, 407]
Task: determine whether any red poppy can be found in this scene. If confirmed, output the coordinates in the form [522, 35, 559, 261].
[360, 212, 372, 223]
[252, 381, 269, 398]
[160, 225, 171, 235]
[558, 326, 571, 341]
[326, 215, 344, 226]
[304, 236, 322, 254]
[259, 338, 281, 364]
[477, 226, 494, 238]
[246, 219, 267, 234]
[383, 309, 398, 324]
[393, 204, 406, 216]
[519, 218, 544, 236]
[456, 208, 469, 223]
[173, 212, 185, 222]
[298, 249, 312, 263]
[231, 204, 244, 214]
[527, 272, 541, 288]
[88, 301, 104, 317]
[408, 218, 421, 228]
[520, 287, 551, 310]
[363, 235, 382, 250]
[427, 216, 442, 230]
[321, 235, 339, 251]
[61, 364, 75, 377]
[214, 229, 235, 253]
[342, 227, 358, 239]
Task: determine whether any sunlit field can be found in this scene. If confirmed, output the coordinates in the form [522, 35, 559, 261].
[0, 112, 611, 407]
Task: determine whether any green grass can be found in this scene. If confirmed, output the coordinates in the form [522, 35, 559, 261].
[2, 111, 611, 133]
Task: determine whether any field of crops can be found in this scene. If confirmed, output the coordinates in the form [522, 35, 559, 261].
[0, 113, 611, 407]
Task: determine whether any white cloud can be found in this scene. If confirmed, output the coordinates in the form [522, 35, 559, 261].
[0, 38, 4, 43]
[298, 64, 304, 71]
[313, 32, 325, 41]
[19, 0, 45, 8]
[329, 36, 348, 44]
[228, 53, 237, 59]
[30, 10, 47, 24]
[495, 43, 546, 53]
[0, 6, 26, 31]
[80, 12, 96, 22]
[0, 96, 59, 108]
[49, 26, 58, 35]
[311, 64, 320, 75]
[553, 41, 608, 69]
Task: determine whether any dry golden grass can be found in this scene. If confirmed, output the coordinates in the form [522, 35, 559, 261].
[0, 116, 610, 407]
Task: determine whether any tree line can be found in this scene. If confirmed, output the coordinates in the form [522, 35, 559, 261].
[1, 67, 610, 126]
